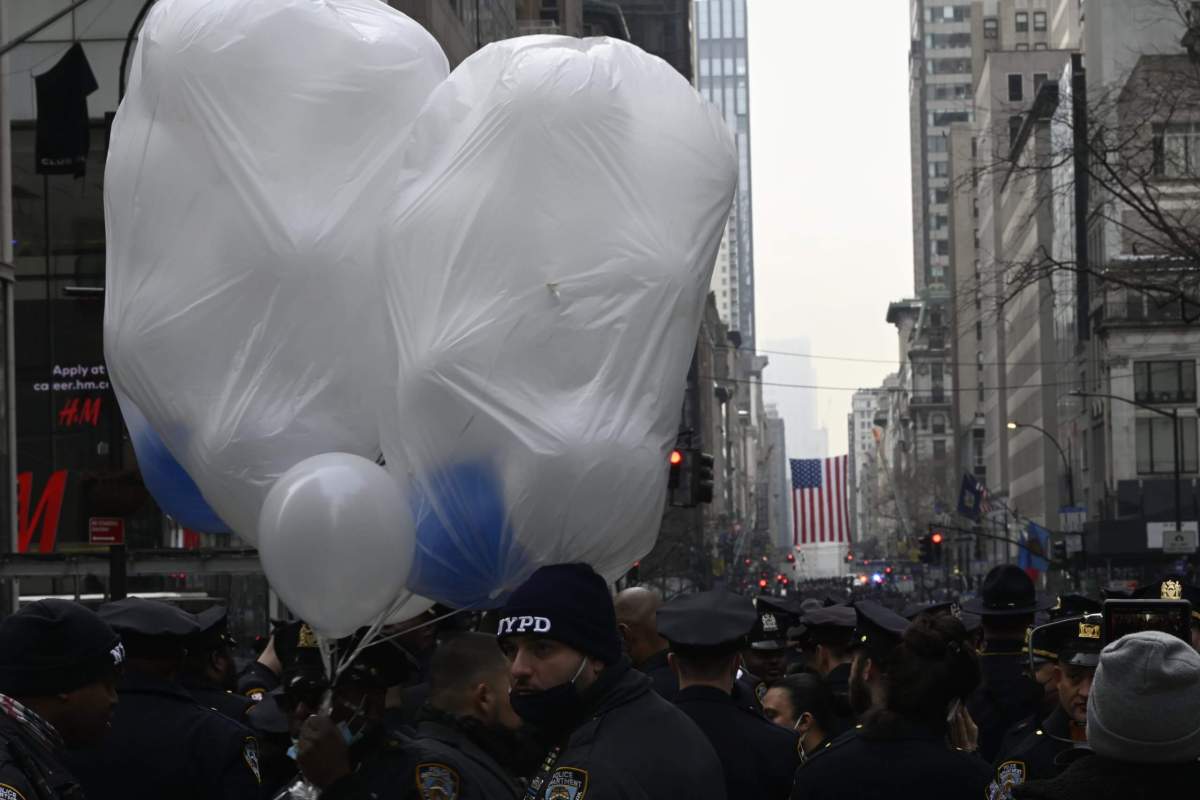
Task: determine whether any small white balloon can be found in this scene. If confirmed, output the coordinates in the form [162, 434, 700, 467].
[259, 453, 415, 638]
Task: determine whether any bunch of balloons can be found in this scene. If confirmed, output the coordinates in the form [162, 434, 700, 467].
[104, 0, 737, 635]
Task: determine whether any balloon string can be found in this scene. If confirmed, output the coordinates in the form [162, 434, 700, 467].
[331, 589, 414, 681]
[366, 606, 468, 649]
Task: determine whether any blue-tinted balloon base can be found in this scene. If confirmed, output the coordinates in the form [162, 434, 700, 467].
[406, 460, 529, 609]
[120, 397, 230, 533]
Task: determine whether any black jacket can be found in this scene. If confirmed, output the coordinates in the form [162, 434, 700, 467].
[989, 708, 1082, 799]
[675, 685, 799, 800]
[635, 650, 679, 702]
[0, 713, 83, 800]
[404, 717, 522, 800]
[1013, 753, 1200, 800]
[791, 719, 992, 800]
[63, 672, 261, 800]
[823, 662, 855, 731]
[533, 661, 726, 800]
[185, 684, 254, 724]
[967, 640, 1042, 763]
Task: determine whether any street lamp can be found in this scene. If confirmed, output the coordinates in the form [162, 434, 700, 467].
[1068, 390, 1184, 537]
[1007, 420, 1075, 507]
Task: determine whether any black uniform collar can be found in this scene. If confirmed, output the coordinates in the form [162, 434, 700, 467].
[637, 649, 670, 673]
[415, 716, 519, 787]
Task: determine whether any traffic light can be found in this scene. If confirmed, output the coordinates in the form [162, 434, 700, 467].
[918, 535, 933, 564]
[1051, 539, 1068, 564]
[758, 578, 768, 589]
[845, 551, 854, 562]
[667, 449, 684, 489]
[884, 565, 893, 576]
[786, 552, 795, 563]
[694, 452, 715, 504]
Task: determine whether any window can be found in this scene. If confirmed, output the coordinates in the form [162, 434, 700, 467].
[1033, 11, 1047, 31]
[1016, 11, 1029, 32]
[1137, 417, 1199, 474]
[926, 32, 973, 49]
[933, 440, 947, 459]
[1009, 115, 1024, 147]
[935, 239, 951, 256]
[984, 17, 999, 38]
[1034, 42, 1048, 50]
[1008, 74, 1023, 101]
[1033, 73, 1049, 92]
[1015, 43, 1030, 51]
[932, 415, 946, 434]
[934, 188, 951, 204]
[930, 161, 950, 178]
[928, 58, 972, 76]
[932, 110, 970, 126]
[1134, 361, 1197, 404]
[1154, 123, 1200, 178]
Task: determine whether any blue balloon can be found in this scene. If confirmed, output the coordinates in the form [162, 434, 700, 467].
[407, 460, 529, 608]
[121, 397, 230, 533]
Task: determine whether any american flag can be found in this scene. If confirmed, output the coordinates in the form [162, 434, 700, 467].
[790, 456, 849, 545]
[977, 478, 993, 515]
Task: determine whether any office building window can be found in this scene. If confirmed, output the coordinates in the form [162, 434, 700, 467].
[1137, 416, 1199, 474]
[1154, 123, 1200, 178]
[984, 17, 999, 38]
[1134, 360, 1197, 404]
[1034, 42, 1048, 50]
[1008, 74, 1023, 101]
[932, 415, 946, 434]
[932, 110, 970, 126]
[1033, 11, 1047, 31]
[1015, 43, 1029, 51]
[928, 58, 973, 76]
[930, 161, 950, 178]
[1016, 11, 1029, 32]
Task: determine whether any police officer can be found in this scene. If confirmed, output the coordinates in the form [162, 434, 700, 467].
[0, 600, 122, 800]
[962, 566, 1050, 762]
[181, 605, 254, 722]
[497, 563, 725, 800]
[738, 597, 796, 708]
[1134, 577, 1200, 650]
[988, 615, 1102, 800]
[401, 633, 530, 799]
[62, 598, 262, 800]
[797, 606, 855, 724]
[657, 589, 801, 800]
[791, 604, 991, 800]
[284, 628, 416, 800]
[614, 587, 677, 701]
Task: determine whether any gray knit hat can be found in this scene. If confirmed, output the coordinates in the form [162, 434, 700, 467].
[1087, 630, 1200, 763]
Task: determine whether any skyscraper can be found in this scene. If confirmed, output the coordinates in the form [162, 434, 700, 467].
[694, 0, 754, 349]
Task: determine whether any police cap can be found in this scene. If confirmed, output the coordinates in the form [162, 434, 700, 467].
[901, 601, 955, 620]
[99, 597, 201, 659]
[1048, 594, 1102, 620]
[1134, 578, 1200, 623]
[801, 605, 856, 646]
[189, 605, 236, 651]
[657, 589, 757, 655]
[1058, 614, 1103, 668]
[850, 601, 909, 663]
[748, 597, 800, 650]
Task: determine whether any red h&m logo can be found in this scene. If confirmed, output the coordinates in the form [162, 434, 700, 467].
[17, 471, 67, 553]
[58, 397, 102, 427]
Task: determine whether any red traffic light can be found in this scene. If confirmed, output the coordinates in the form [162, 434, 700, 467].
[931, 532, 944, 545]
[786, 553, 795, 563]
[884, 566, 893, 575]
[758, 579, 768, 589]
[781, 578, 790, 586]
[669, 449, 683, 466]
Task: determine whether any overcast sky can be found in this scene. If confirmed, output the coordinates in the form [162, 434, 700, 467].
[747, 0, 914, 457]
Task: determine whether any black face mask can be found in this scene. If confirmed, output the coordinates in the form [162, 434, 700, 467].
[509, 657, 590, 733]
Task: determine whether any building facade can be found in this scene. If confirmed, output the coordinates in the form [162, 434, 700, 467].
[694, 0, 754, 347]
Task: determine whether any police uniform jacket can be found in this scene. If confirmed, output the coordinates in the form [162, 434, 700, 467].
[237, 661, 279, 703]
[1012, 753, 1200, 800]
[790, 720, 992, 800]
[0, 710, 83, 800]
[63, 672, 261, 800]
[186, 684, 254, 723]
[635, 650, 678, 702]
[988, 708, 1077, 800]
[403, 718, 522, 800]
[823, 662, 854, 730]
[967, 640, 1042, 763]
[734, 670, 766, 712]
[298, 725, 416, 800]
[674, 685, 799, 800]
[530, 662, 726, 800]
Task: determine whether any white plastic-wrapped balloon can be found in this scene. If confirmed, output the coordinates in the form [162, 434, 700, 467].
[258, 453, 415, 638]
[104, 0, 448, 540]
[380, 37, 737, 608]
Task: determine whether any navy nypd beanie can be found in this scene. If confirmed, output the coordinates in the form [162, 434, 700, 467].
[0, 599, 123, 697]
[496, 563, 622, 666]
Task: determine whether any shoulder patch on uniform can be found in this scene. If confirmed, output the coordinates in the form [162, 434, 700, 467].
[243, 687, 267, 702]
[0, 783, 26, 800]
[242, 737, 261, 784]
[987, 760, 1026, 800]
[543, 767, 589, 800]
[415, 762, 460, 800]
[754, 682, 768, 702]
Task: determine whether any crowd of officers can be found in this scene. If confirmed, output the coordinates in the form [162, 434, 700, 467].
[1, 562, 1199, 799]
